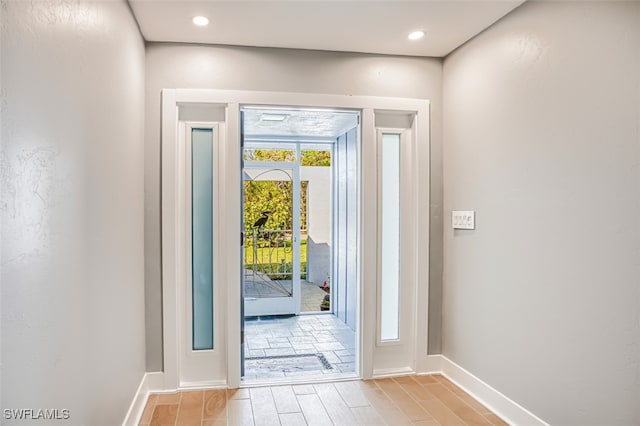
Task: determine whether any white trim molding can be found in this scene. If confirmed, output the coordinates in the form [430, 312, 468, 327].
[122, 372, 165, 426]
[420, 355, 550, 426]
[161, 89, 431, 388]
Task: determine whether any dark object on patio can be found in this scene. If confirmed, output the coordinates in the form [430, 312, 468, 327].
[320, 294, 330, 311]
[244, 353, 333, 374]
[253, 211, 270, 229]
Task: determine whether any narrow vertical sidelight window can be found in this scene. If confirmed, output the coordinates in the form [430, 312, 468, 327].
[380, 133, 401, 341]
[192, 128, 214, 350]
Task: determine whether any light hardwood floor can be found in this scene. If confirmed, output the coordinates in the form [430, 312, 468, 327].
[138, 375, 509, 426]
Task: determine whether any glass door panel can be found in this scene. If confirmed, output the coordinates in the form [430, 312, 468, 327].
[379, 133, 401, 342]
[191, 128, 214, 350]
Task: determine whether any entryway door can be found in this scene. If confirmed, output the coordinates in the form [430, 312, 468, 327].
[161, 90, 430, 390]
[242, 162, 301, 317]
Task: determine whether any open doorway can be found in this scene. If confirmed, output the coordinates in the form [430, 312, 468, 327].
[161, 89, 429, 390]
[241, 106, 359, 383]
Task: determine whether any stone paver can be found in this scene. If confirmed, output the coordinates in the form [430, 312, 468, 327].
[244, 271, 329, 312]
[243, 314, 356, 383]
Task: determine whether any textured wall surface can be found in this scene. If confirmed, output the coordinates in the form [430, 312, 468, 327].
[1, 1, 146, 424]
[443, 1, 640, 424]
[145, 44, 444, 370]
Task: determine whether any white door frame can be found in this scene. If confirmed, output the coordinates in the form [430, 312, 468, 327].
[161, 89, 430, 390]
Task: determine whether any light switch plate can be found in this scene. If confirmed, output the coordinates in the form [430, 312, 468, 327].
[452, 210, 475, 230]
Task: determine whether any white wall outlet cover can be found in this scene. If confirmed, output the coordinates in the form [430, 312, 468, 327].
[452, 210, 475, 230]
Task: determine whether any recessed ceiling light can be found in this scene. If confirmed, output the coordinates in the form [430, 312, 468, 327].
[260, 113, 288, 122]
[192, 16, 210, 27]
[408, 30, 425, 41]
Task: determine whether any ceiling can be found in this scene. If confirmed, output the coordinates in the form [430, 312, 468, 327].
[129, 1, 525, 57]
[243, 107, 359, 139]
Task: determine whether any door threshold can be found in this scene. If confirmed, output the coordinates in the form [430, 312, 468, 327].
[297, 311, 333, 316]
[240, 372, 359, 388]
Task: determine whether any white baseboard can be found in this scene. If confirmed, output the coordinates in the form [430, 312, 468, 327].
[418, 354, 444, 373]
[122, 372, 165, 426]
[419, 355, 549, 426]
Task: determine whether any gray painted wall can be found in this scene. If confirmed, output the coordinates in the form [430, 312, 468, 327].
[443, 2, 640, 424]
[145, 44, 444, 370]
[1, 1, 146, 424]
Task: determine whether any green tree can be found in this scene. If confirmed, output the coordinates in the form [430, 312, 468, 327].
[243, 148, 330, 231]
[301, 150, 331, 166]
[244, 149, 295, 162]
[244, 181, 308, 231]
[244, 181, 292, 230]
[244, 148, 331, 166]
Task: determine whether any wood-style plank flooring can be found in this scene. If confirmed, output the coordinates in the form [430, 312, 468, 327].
[139, 375, 509, 426]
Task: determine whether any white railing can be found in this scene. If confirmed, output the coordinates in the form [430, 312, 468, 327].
[242, 228, 307, 281]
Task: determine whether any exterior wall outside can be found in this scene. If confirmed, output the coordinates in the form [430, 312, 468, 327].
[145, 44, 443, 370]
[0, 1, 146, 424]
[443, 2, 640, 424]
[301, 166, 332, 286]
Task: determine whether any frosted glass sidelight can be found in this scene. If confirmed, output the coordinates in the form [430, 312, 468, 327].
[380, 133, 400, 341]
[192, 129, 214, 350]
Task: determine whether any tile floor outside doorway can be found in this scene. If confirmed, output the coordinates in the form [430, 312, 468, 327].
[243, 314, 356, 383]
[244, 269, 329, 313]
